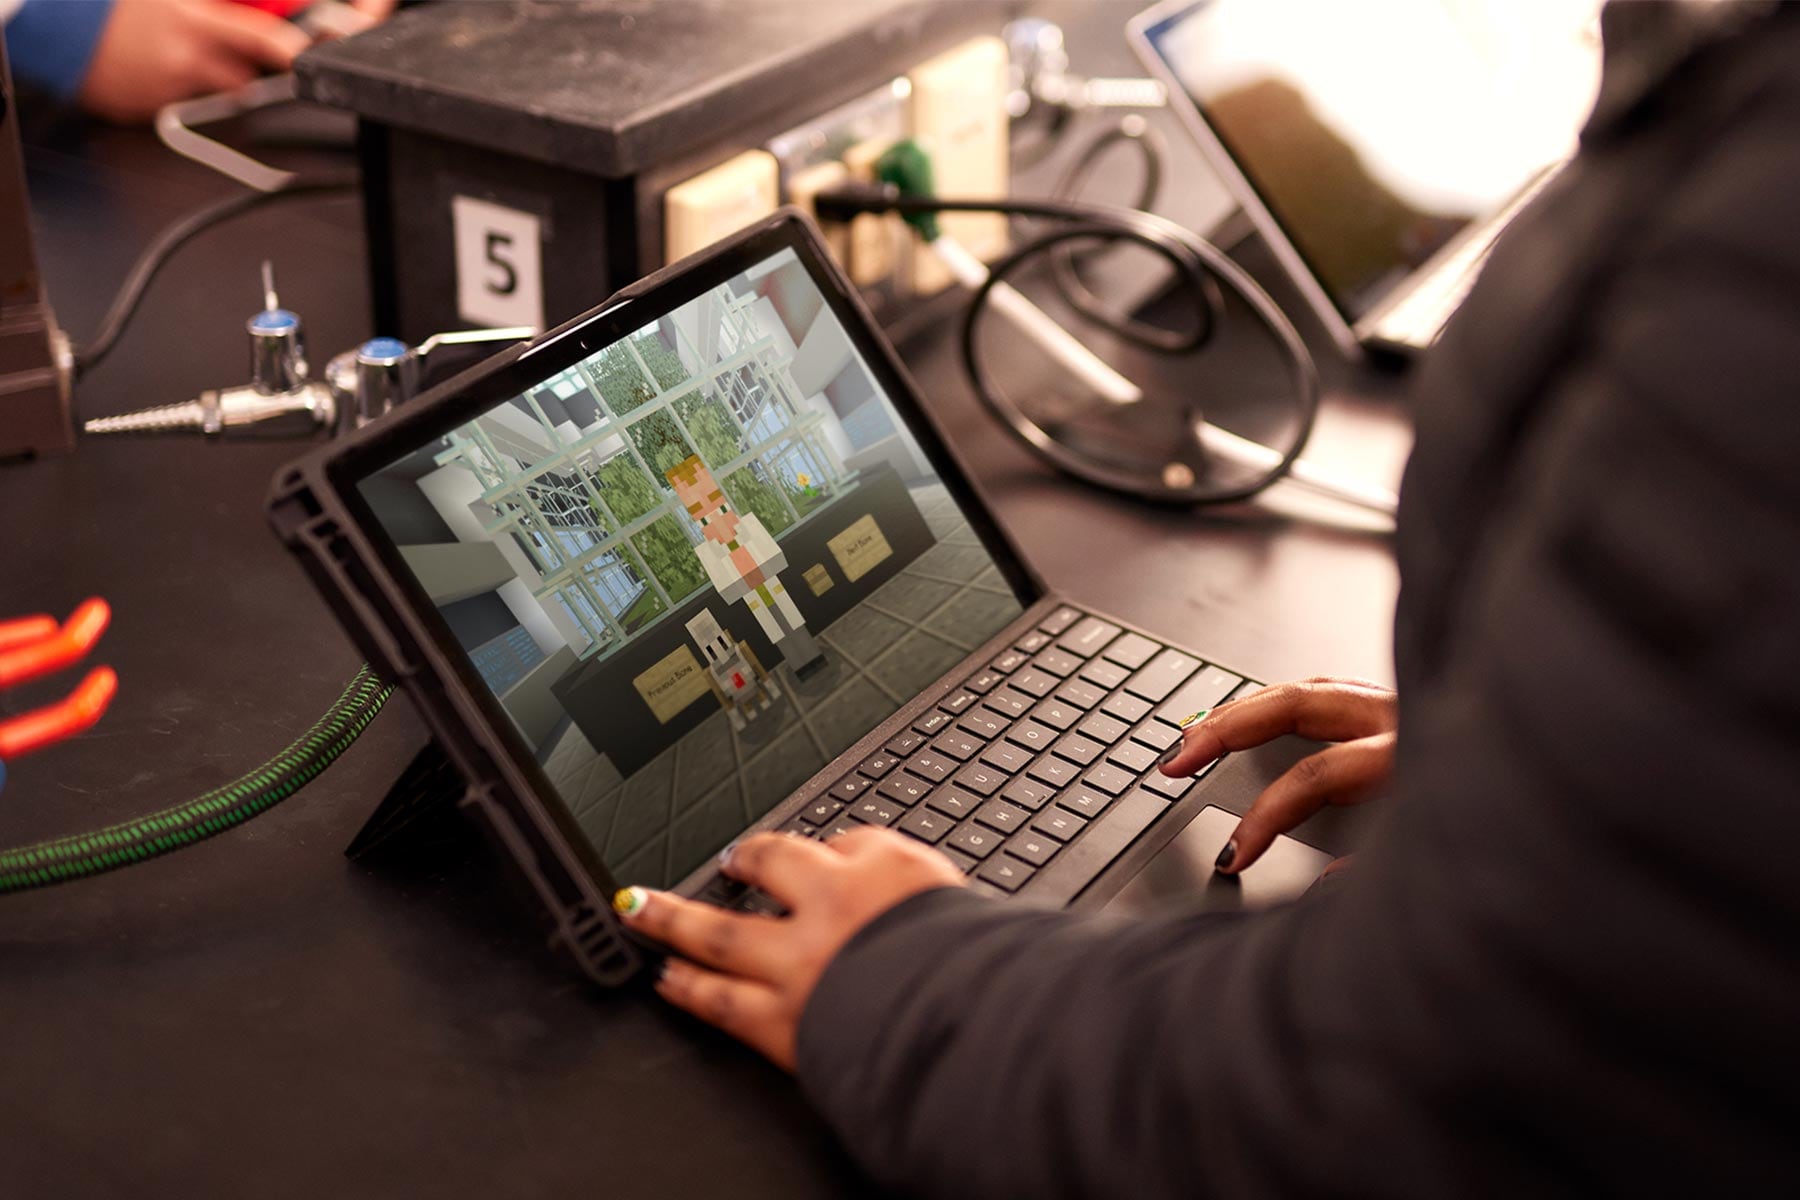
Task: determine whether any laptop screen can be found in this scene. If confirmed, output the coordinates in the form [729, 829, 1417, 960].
[1140, 0, 1600, 322]
[356, 245, 1026, 889]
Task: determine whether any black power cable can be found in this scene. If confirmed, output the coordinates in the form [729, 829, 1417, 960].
[72, 172, 358, 378]
[816, 181, 1318, 506]
[1039, 117, 1226, 354]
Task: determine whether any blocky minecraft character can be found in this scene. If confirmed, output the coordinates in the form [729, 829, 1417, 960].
[666, 455, 826, 679]
[686, 608, 779, 731]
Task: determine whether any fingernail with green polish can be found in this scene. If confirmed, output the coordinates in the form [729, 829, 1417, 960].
[613, 886, 648, 917]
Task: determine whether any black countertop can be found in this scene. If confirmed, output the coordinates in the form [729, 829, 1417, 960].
[0, 8, 1408, 1194]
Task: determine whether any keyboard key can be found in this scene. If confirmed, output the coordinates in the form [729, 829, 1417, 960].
[932, 730, 983, 762]
[954, 762, 1007, 797]
[899, 806, 955, 844]
[1001, 777, 1056, 811]
[1051, 733, 1104, 767]
[804, 798, 845, 824]
[974, 798, 1029, 834]
[736, 890, 787, 916]
[1077, 713, 1130, 746]
[1007, 833, 1060, 867]
[942, 690, 979, 715]
[1156, 665, 1247, 728]
[1055, 680, 1106, 711]
[927, 786, 981, 818]
[1032, 808, 1087, 843]
[1101, 632, 1159, 669]
[701, 875, 748, 905]
[830, 775, 871, 802]
[1142, 770, 1198, 800]
[1058, 787, 1113, 819]
[858, 752, 900, 779]
[1033, 648, 1083, 678]
[1015, 630, 1051, 654]
[1006, 719, 1058, 752]
[825, 818, 861, 840]
[1131, 721, 1182, 752]
[1079, 659, 1129, 691]
[939, 845, 980, 874]
[905, 750, 956, 782]
[959, 709, 1009, 741]
[1058, 616, 1121, 658]
[989, 649, 1028, 675]
[851, 797, 903, 826]
[1102, 693, 1153, 725]
[947, 822, 1003, 859]
[977, 855, 1034, 893]
[1108, 741, 1159, 773]
[878, 774, 932, 806]
[964, 669, 1003, 695]
[780, 816, 819, 837]
[886, 729, 926, 756]
[1028, 756, 1079, 789]
[1010, 669, 1058, 699]
[1032, 699, 1080, 730]
[1031, 790, 1165, 899]
[980, 741, 1033, 774]
[984, 689, 1032, 720]
[1084, 763, 1137, 796]
[913, 710, 952, 737]
[1124, 648, 1202, 702]
[1038, 606, 1081, 636]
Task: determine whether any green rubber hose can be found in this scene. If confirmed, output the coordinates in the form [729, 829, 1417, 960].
[0, 666, 391, 893]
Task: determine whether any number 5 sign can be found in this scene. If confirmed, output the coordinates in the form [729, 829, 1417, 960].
[451, 195, 545, 331]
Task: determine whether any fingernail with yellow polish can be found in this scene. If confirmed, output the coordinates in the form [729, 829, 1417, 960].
[613, 886, 648, 917]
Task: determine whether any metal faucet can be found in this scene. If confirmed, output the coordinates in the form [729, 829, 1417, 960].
[83, 262, 532, 438]
[83, 262, 336, 437]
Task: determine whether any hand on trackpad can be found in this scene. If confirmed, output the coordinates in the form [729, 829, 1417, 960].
[1103, 805, 1333, 916]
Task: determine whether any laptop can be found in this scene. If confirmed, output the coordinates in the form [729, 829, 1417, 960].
[269, 210, 1326, 986]
[1129, 0, 1601, 357]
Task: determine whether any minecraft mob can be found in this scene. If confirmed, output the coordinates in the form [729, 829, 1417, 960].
[685, 608, 780, 731]
[666, 456, 826, 679]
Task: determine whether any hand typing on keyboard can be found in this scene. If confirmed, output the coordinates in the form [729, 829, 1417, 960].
[1158, 677, 1397, 874]
[612, 828, 965, 1070]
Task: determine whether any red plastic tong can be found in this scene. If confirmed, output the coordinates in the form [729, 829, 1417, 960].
[0, 598, 118, 773]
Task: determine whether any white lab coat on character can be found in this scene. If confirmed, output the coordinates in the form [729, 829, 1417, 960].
[693, 514, 804, 641]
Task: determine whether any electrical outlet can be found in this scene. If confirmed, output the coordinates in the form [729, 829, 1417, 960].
[664, 149, 780, 263]
[907, 36, 1010, 295]
[768, 80, 911, 298]
[765, 36, 1012, 301]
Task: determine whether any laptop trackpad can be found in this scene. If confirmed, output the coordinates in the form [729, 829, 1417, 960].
[1103, 805, 1334, 917]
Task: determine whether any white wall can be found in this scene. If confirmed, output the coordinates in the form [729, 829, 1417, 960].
[789, 305, 854, 398]
[416, 462, 580, 656]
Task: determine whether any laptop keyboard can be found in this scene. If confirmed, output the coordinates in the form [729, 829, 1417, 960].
[708, 605, 1252, 909]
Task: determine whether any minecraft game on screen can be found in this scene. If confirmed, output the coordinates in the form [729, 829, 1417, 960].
[359, 248, 1023, 887]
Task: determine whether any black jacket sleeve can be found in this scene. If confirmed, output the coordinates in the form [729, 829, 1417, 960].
[792, 14, 1800, 1198]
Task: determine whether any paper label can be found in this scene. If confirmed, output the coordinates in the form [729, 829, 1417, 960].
[803, 563, 834, 596]
[828, 514, 893, 583]
[634, 645, 712, 725]
[452, 195, 545, 331]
